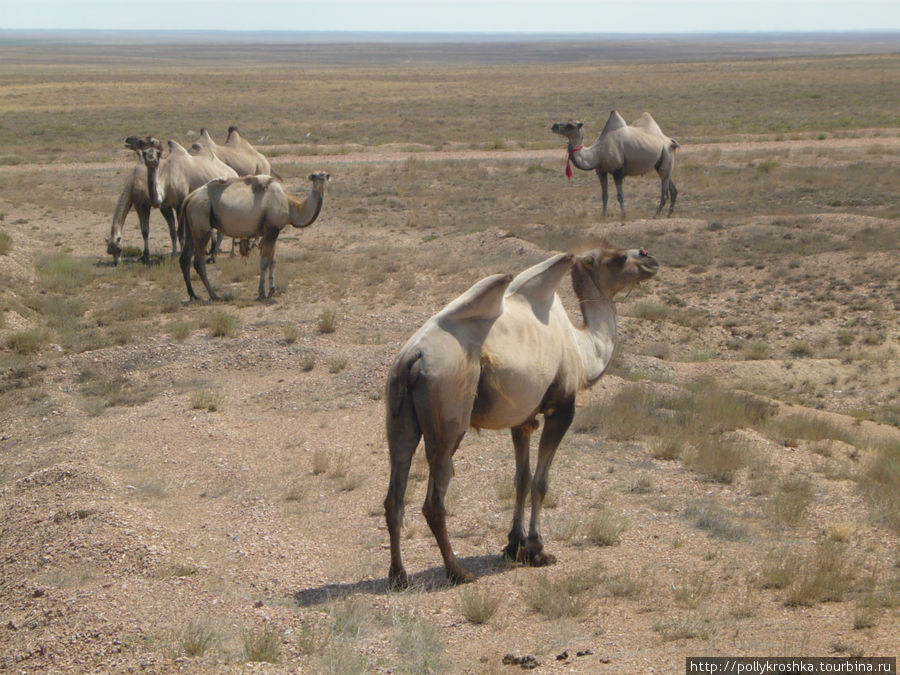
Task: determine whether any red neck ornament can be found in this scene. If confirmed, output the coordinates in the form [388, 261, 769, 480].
[565, 145, 583, 179]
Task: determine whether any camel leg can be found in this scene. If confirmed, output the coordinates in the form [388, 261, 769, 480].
[161, 206, 178, 257]
[193, 231, 218, 301]
[258, 228, 279, 300]
[179, 232, 199, 301]
[655, 150, 676, 218]
[207, 231, 223, 264]
[422, 443, 472, 584]
[612, 169, 626, 220]
[596, 170, 609, 218]
[137, 203, 151, 264]
[384, 387, 423, 590]
[667, 180, 678, 217]
[503, 423, 534, 561]
[521, 402, 575, 566]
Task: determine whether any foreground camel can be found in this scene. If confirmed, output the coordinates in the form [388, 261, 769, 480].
[384, 242, 659, 587]
[552, 111, 679, 219]
[178, 172, 329, 301]
[108, 136, 237, 263]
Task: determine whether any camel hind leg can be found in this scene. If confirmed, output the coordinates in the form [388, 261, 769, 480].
[257, 227, 279, 301]
[384, 369, 423, 590]
[655, 149, 677, 217]
[179, 231, 200, 301]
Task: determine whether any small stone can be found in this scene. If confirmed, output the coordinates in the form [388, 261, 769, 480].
[577, 649, 594, 657]
[556, 650, 569, 661]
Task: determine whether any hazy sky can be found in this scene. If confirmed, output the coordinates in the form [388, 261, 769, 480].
[3, 0, 899, 34]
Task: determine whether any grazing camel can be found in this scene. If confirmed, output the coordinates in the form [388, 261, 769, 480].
[552, 110, 679, 219]
[108, 136, 237, 263]
[384, 242, 659, 588]
[178, 172, 329, 301]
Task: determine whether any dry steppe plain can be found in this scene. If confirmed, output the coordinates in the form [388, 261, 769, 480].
[0, 37, 898, 673]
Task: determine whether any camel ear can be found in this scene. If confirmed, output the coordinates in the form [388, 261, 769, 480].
[576, 121, 584, 129]
[583, 255, 595, 268]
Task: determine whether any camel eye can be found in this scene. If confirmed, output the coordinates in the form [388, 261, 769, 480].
[583, 256, 594, 267]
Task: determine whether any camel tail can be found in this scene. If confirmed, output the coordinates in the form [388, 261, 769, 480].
[269, 168, 283, 183]
[388, 348, 421, 418]
[670, 138, 680, 151]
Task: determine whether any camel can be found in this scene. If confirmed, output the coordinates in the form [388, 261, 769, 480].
[551, 111, 679, 219]
[191, 126, 277, 178]
[107, 136, 237, 264]
[384, 242, 659, 588]
[190, 127, 280, 261]
[178, 172, 329, 301]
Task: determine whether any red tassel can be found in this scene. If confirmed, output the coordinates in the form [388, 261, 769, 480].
[565, 145, 583, 180]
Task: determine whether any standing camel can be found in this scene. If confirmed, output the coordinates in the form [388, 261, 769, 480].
[384, 242, 659, 588]
[190, 127, 281, 260]
[178, 172, 329, 301]
[551, 111, 679, 219]
[107, 136, 237, 264]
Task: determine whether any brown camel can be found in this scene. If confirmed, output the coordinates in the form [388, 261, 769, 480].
[178, 172, 329, 301]
[108, 136, 237, 264]
[384, 242, 659, 588]
[552, 111, 679, 219]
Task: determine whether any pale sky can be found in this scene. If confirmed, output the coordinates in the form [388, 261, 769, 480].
[2, 0, 899, 34]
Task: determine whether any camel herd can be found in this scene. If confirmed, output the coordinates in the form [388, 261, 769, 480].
[108, 113, 671, 584]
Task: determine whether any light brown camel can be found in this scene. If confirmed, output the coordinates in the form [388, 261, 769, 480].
[552, 111, 679, 219]
[384, 242, 659, 588]
[191, 126, 277, 178]
[189, 127, 279, 261]
[108, 136, 237, 264]
[178, 172, 329, 301]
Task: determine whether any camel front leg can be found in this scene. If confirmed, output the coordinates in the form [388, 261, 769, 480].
[596, 170, 609, 218]
[612, 168, 626, 220]
[161, 206, 179, 257]
[138, 205, 151, 264]
[522, 402, 575, 566]
[503, 422, 535, 561]
[258, 229, 279, 301]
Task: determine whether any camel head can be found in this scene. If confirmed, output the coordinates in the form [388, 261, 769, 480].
[551, 120, 585, 144]
[308, 171, 330, 191]
[107, 234, 122, 263]
[574, 244, 659, 299]
[124, 136, 163, 169]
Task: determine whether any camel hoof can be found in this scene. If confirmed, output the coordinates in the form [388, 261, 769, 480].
[388, 568, 409, 591]
[447, 567, 475, 585]
[502, 542, 522, 563]
[518, 549, 557, 567]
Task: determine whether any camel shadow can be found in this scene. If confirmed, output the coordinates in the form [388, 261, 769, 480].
[294, 554, 515, 607]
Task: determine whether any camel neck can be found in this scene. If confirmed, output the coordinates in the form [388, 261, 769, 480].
[290, 187, 324, 228]
[570, 263, 617, 387]
[567, 141, 594, 172]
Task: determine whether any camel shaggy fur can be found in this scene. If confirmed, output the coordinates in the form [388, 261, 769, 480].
[178, 172, 329, 301]
[552, 111, 679, 219]
[108, 136, 237, 264]
[384, 243, 659, 587]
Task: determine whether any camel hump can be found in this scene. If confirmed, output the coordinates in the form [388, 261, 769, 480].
[167, 140, 190, 156]
[227, 125, 242, 141]
[439, 273, 513, 322]
[242, 174, 275, 193]
[200, 128, 213, 140]
[507, 253, 574, 307]
[631, 112, 665, 137]
[601, 110, 628, 135]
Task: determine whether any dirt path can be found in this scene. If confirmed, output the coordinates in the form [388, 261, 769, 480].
[3, 132, 898, 174]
